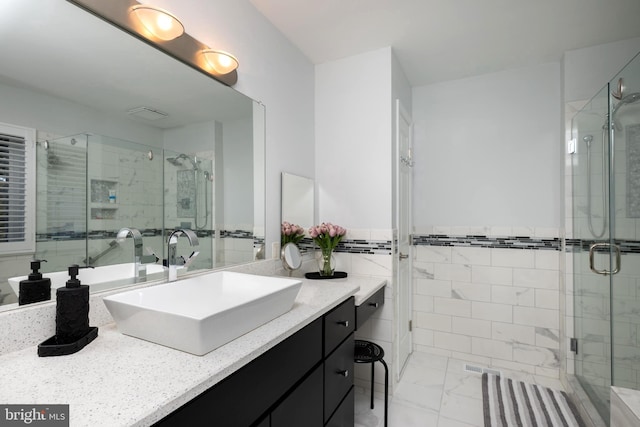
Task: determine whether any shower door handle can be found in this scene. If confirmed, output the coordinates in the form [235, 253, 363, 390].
[589, 243, 621, 275]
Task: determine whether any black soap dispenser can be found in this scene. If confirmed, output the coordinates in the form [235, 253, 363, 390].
[37, 264, 98, 357]
[56, 264, 90, 342]
[18, 259, 51, 305]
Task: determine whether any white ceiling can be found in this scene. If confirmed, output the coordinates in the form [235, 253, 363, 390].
[249, 0, 640, 86]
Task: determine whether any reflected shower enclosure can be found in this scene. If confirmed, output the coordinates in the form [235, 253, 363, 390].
[165, 153, 213, 230]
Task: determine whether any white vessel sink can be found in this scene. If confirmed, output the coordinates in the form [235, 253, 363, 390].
[102, 271, 302, 355]
[8, 262, 166, 294]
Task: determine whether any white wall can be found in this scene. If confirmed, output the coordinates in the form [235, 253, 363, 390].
[315, 47, 393, 228]
[564, 37, 640, 102]
[159, 0, 316, 258]
[412, 62, 562, 229]
[0, 82, 163, 146]
[223, 117, 254, 229]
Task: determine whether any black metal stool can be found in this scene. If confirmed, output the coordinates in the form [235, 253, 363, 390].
[354, 339, 388, 427]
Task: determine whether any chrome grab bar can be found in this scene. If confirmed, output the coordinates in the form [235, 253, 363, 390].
[589, 243, 621, 275]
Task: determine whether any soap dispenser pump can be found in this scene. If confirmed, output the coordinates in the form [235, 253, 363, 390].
[37, 264, 98, 357]
[18, 259, 51, 306]
[56, 264, 90, 342]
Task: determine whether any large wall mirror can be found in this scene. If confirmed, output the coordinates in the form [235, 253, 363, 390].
[0, 0, 265, 310]
[281, 173, 314, 229]
[281, 172, 314, 252]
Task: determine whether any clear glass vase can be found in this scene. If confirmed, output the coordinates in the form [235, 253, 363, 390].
[317, 247, 335, 276]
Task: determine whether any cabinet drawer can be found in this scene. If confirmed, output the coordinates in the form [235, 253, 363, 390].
[324, 297, 355, 356]
[324, 333, 354, 422]
[325, 386, 354, 427]
[356, 286, 385, 330]
[271, 364, 323, 427]
[155, 318, 322, 426]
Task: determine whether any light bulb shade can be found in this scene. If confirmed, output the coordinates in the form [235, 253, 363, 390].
[202, 50, 239, 74]
[130, 5, 184, 41]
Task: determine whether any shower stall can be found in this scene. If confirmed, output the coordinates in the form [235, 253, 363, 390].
[165, 152, 214, 230]
[570, 50, 640, 424]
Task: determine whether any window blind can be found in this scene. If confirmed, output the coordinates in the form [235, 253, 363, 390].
[0, 132, 27, 243]
[44, 143, 86, 234]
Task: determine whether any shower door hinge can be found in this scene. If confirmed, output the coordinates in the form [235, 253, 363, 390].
[570, 338, 578, 354]
[409, 320, 413, 332]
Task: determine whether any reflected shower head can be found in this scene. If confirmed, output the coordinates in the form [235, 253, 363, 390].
[165, 157, 182, 166]
[612, 92, 640, 117]
[600, 92, 640, 131]
[166, 153, 198, 169]
[583, 135, 593, 146]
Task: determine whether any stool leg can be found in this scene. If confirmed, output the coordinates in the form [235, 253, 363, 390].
[370, 362, 375, 409]
[381, 359, 389, 427]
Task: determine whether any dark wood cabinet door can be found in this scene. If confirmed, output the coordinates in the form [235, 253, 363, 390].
[324, 333, 354, 422]
[356, 287, 384, 330]
[271, 365, 323, 427]
[324, 297, 355, 357]
[325, 387, 354, 427]
[155, 318, 322, 427]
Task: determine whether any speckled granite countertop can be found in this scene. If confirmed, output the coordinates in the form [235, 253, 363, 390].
[0, 275, 386, 427]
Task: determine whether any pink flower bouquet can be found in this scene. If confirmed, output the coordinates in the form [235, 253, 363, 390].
[281, 221, 305, 246]
[308, 223, 347, 276]
[308, 222, 347, 251]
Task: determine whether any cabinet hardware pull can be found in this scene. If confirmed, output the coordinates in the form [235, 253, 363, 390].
[337, 320, 349, 327]
[399, 252, 409, 259]
[368, 302, 379, 307]
[337, 370, 349, 377]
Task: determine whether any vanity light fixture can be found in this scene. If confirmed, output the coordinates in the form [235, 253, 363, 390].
[130, 5, 184, 41]
[202, 49, 239, 74]
[69, 0, 238, 86]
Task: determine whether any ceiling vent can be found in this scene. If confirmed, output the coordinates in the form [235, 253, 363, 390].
[126, 106, 168, 121]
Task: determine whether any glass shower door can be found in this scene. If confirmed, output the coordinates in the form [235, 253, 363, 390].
[572, 83, 612, 423]
[610, 51, 640, 394]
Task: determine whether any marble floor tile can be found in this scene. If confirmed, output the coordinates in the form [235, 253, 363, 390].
[355, 351, 569, 427]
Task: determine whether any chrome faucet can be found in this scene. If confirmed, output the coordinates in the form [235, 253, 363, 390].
[167, 229, 200, 281]
[117, 227, 157, 280]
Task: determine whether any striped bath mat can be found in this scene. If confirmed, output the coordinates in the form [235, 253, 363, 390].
[482, 373, 586, 427]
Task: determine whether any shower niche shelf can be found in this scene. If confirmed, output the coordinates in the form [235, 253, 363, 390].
[90, 179, 118, 219]
[91, 207, 118, 220]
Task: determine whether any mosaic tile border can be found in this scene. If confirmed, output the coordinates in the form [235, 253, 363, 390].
[289, 239, 393, 255]
[36, 228, 252, 242]
[220, 230, 254, 239]
[566, 239, 640, 254]
[334, 239, 393, 255]
[411, 234, 561, 251]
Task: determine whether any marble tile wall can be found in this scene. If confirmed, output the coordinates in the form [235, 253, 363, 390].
[411, 226, 562, 380]
[334, 228, 396, 396]
[87, 140, 163, 232]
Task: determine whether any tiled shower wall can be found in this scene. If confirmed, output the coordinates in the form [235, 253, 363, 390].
[411, 227, 562, 379]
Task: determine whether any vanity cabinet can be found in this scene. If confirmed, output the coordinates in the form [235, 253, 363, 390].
[326, 388, 355, 427]
[356, 286, 385, 330]
[271, 364, 323, 427]
[154, 297, 355, 427]
[324, 332, 355, 422]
